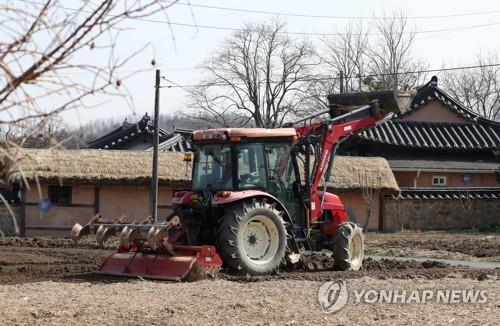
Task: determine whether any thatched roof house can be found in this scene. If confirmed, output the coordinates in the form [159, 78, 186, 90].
[0, 148, 399, 235]
[2, 148, 398, 192]
[2, 148, 190, 187]
[329, 156, 399, 192]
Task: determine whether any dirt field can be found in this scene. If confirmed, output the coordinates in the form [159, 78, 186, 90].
[365, 231, 500, 262]
[0, 232, 498, 325]
[0, 278, 498, 325]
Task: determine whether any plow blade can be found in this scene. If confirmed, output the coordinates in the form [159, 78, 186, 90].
[72, 214, 222, 281]
[71, 215, 180, 249]
[96, 245, 222, 281]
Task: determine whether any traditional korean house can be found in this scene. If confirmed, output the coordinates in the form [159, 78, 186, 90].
[88, 113, 191, 152]
[338, 76, 500, 230]
[0, 148, 398, 236]
[1, 149, 190, 236]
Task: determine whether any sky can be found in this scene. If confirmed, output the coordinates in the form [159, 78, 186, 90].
[57, 0, 500, 128]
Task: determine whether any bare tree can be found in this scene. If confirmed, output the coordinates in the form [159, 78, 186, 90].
[301, 21, 368, 112]
[395, 199, 409, 231]
[187, 21, 317, 128]
[321, 21, 368, 93]
[0, 0, 179, 137]
[441, 52, 500, 119]
[0, 116, 86, 149]
[458, 187, 477, 229]
[357, 170, 382, 231]
[365, 11, 427, 91]
[0, 0, 181, 235]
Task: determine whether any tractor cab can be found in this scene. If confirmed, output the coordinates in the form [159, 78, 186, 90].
[191, 128, 303, 222]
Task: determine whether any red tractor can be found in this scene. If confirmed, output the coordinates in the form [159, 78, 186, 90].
[72, 94, 399, 280]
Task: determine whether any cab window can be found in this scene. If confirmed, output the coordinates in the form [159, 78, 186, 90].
[236, 143, 266, 189]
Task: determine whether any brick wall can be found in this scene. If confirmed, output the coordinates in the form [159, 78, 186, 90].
[383, 198, 500, 231]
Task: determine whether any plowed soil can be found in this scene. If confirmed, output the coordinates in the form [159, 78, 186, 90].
[1, 278, 498, 325]
[365, 231, 500, 261]
[0, 232, 498, 325]
[0, 233, 498, 285]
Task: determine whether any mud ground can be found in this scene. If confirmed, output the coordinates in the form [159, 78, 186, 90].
[0, 234, 498, 285]
[0, 232, 498, 324]
[0, 278, 498, 325]
[365, 231, 500, 262]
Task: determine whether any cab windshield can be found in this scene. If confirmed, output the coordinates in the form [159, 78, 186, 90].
[192, 142, 293, 191]
[192, 144, 232, 190]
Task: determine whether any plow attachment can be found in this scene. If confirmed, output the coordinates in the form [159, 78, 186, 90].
[96, 245, 221, 281]
[71, 214, 222, 281]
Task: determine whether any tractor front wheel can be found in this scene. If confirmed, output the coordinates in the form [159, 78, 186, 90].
[216, 199, 287, 275]
[332, 222, 364, 271]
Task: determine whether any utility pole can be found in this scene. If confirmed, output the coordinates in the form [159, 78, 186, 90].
[151, 69, 160, 223]
[339, 70, 344, 94]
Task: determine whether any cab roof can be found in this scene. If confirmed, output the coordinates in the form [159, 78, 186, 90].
[192, 128, 297, 141]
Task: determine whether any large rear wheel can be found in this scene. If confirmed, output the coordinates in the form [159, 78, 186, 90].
[216, 199, 287, 275]
[332, 222, 364, 271]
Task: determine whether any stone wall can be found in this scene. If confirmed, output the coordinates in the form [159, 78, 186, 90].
[383, 198, 500, 231]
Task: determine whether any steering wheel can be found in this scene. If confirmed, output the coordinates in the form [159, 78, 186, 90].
[239, 172, 260, 187]
[268, 168, 286, 193]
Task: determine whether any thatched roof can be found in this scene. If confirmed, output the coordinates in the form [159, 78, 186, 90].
[328, 156, 399, 192]
[3, 148, 190, 186]
[2, 148, 399, 192]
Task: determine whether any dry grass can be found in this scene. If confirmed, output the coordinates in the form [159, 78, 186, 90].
[330, 156, 399, 192]
[2, 148, 190, 185]
[2, 148, 398, 192]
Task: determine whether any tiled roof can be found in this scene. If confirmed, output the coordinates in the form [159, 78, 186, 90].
[404, 81, 481, 121]
[88, 113, 171, 149]
[355, 76, 500, 151]
[145, 133, 191, 152]
[360, 120, 500, 150]
[87, 114, 192, 152]
[389, 188, 500, 200]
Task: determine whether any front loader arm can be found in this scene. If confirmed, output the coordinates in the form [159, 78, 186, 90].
[294, 101, 385, 221]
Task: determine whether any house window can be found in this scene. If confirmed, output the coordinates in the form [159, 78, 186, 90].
[48, 185, 72, 205]
[432, 176, 447, 186]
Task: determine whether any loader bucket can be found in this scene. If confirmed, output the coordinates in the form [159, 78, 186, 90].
[327, 90, 410, 116]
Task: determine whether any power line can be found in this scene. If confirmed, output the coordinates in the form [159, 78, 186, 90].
[173, 1, 500, 20]
[160, 63, 500, 89]
[163, 19, 500, 37]
[161, 76, 199, 96]
[18, 0, 500, 37]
